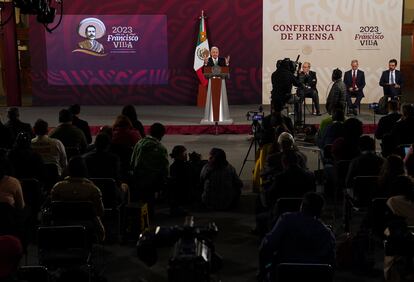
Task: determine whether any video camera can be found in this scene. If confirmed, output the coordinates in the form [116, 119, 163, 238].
[368, 103, 379, 110]
[276, 55, 302, 75]
[246, 105, 264, 122]
[246, 111, 265, 122]
[136, 216, 222, 282]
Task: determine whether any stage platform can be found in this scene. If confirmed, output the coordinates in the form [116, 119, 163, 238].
[0, 104, 380, 135]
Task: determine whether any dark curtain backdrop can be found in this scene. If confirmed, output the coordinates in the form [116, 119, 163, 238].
[30, 0, 262, 106]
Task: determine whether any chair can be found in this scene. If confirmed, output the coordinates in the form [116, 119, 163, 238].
[50, 201, 98, 244]
[275, 263, 333, 282]
[37, 225, 91, 270]
[346, 96, 361, 115]
[90, 178, 123, 242]
[17, 266, 49, 282]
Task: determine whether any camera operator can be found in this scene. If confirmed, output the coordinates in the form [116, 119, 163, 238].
[271, 59, 300, 111]
[296, 62, 320, 123]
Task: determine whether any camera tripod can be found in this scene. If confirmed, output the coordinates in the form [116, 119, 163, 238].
[239, 121, 261, 177]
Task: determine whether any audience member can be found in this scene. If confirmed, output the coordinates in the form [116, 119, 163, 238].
[263, 132, 308, 180]
[0, 154, 25, 238]
[49, 109, 88, 156]
[130, 123, 168, 213]
[51, 156, 105, 241]
[0, 235, 23, 281]
[122, 104, 146, 138]
[267, 151, 316, 207]
[4, 107, 33, 143]
[316, 106, 343, 146]
[0, 121, 13, 149]
[188, 151, 208, 203]
[318, 108, 345, 149]
[405, 147, 414, 178]
[375, 100, 401, 140]
[261, 100, 294, 143]
[378, 154, 405, 196]
[391, 103, 414, 146]
[259, 192, 335, 281]
[346, 135, 384, 188]
[384, 176, 414, 282]
[31, 119, 67, 176]
[200, 148, 243, 210]
[168, 145, 192, 215]
[387, 175, 414, 226]
[7, 132, 46, 181]
[331, 117, 363, 161]
[68, 104, 92, 144]
[83, 133, 127, 203]
[0, 154, 24, 210]
[112, 115, 141, 148]
[84, 133, 121, 180]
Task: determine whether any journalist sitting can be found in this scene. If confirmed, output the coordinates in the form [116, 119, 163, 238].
[375, 100, 401, 140]
[258, 192, 336, 281]
[271, 58, 300, 111]
[296, 62, 321, 123]
[261, 100, 294, 143]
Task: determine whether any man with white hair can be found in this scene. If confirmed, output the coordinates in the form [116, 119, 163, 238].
[344, 59, 365, 115]
[204, 46, 230, 67]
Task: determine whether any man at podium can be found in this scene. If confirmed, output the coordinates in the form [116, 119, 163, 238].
[204, 46, 230, 67]
[201, 46, 232, 125]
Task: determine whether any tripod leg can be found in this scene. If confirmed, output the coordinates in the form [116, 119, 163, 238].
[239, 137, 255, 176]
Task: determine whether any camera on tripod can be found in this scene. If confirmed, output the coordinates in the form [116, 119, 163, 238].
[136, 216, 222, 282]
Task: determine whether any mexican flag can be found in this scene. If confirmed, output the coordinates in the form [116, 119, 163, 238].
[194, 11, 209, 88]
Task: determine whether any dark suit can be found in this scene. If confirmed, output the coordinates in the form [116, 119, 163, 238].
[344, 69, 365, 109]
[296, 71, 320, 122]
[379, 69, 403, 97]
[206, 57, 227, 67]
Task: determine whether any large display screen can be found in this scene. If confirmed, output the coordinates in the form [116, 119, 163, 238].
[45, 15, 168, 85]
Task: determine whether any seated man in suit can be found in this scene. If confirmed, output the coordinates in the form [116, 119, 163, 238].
[379, 59, 403, 99]
[204, 46, 229, 67]
[296, 62, 320, 125]
[344, 59, 365, 115]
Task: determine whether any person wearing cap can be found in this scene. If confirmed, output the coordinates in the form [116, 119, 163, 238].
[0, 235, 23, 280]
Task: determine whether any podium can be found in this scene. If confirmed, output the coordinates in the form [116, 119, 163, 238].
[200, 66, 233, 125]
